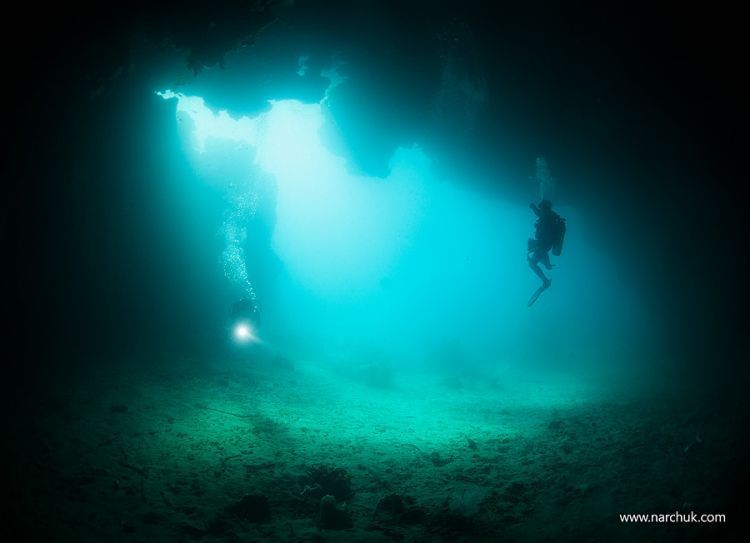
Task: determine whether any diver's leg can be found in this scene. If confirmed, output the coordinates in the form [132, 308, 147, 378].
[528, 253, 551, 287]
[527, 252, 551, 307]
[542, 251, 554, 270]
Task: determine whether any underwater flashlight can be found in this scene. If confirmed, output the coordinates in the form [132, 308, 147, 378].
[233, 321, 259, 344]
[230, 298, 261, 345]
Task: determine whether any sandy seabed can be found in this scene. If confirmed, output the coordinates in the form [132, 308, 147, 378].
[16, 352, 744, 542]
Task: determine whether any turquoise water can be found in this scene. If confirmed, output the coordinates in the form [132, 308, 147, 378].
[14, 8, 745, 541]
[157, 89, 651, 382]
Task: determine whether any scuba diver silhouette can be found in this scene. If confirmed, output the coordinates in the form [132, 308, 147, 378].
[527, 199, 566, 306]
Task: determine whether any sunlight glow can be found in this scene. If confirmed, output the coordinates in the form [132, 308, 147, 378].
[158, 88, 647, 361]
[158, 90, 257, 152]
[159, 90, 425, 296]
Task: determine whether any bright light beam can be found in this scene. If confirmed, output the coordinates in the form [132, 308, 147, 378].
[233, 321, 259, 344]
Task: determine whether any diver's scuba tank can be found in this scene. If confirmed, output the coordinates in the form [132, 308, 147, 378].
[551, 215, 566, 256]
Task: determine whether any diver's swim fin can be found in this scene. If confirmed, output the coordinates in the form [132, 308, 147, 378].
[527, 281, 551, 307]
